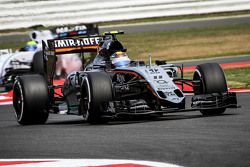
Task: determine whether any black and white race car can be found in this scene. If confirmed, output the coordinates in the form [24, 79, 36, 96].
[12, 31, 238, 125]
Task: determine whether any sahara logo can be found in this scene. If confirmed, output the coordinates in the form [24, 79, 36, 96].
[55, 25, 87, 34]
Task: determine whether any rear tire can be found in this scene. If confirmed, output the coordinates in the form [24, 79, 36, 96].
[13, 74, 49, 125]
[80, 72, 113, 124]
[31, 51, 45, 76]
[193, 63, 227, 115]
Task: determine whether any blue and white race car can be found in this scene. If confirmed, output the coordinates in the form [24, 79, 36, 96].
[0, 24, 98, 92]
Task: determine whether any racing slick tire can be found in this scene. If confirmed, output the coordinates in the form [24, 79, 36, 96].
[193, 63, 227, 115]
[31, 51, 45, 76]
[80, 72, 113, 124]
[13, 74, 49, 125]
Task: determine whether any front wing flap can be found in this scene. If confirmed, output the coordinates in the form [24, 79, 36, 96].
[191, 92, 238, 110]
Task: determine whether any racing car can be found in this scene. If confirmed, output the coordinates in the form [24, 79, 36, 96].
[0, 24, 98, 92]
[12, 31, 238, 125]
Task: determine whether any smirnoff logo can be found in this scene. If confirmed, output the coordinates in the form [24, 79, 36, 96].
[54, 37, 102, 48]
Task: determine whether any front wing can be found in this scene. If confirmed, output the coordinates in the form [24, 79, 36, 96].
[110, 92, 238, 117]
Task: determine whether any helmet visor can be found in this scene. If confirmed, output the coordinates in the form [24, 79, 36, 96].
[111, 52, 130, 67]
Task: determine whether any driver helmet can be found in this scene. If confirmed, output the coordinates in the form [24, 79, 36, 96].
[23, 41, 37, 51]
[111, 51, 130, 67]
[98, 39, 125, 58]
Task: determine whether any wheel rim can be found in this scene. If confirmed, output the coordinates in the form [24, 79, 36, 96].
[13, 81, 24, 121]
[193, 70, 205, 94]
[81, 77, 91, 121]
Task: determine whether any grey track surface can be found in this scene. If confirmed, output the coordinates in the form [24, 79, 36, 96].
[1, 15, 250, 42]
[0, 93, 249, 167]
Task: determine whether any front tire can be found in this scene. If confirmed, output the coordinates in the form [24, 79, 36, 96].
[193, 63, 227, 115]
[80, 72, 113, 124]
[13, 74, 49, 125]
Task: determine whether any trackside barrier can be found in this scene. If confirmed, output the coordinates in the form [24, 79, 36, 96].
[1, 0, 250, 30]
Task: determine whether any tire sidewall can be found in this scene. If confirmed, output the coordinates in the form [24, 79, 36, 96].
[13, 78, 25, 123]
[13, 74, 49, 125]
[32, 51, 45, 76]
[194, 63, 227, 94]
[80, 72, 113, 123]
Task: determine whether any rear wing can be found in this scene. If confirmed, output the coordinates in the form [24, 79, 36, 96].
[45, 36, 103, 54]
[51, 24, 99, 38]
[30, 24, 99, 44]
[44, 30, 125, 55]
[42, 30, 123, 84]
[43, 36, 103, 84]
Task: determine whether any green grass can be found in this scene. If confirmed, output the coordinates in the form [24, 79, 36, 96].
[1, 24, 249, 88]
[184, 66, 250, 88]
[118, 23, 250, 61]
[224, 66, 250, 88]
[1, 23, 250, 62]
[0, 41, 26, 50]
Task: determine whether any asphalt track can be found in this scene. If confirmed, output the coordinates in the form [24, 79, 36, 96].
[0, 93, 249, 167]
